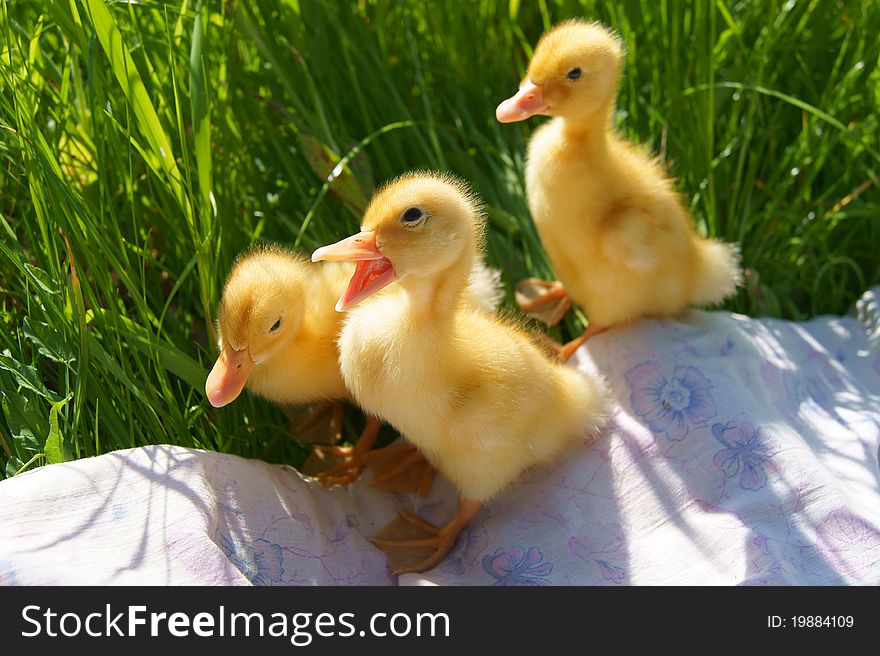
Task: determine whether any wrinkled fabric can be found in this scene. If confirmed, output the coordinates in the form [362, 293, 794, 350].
[2, 289, 878, 586]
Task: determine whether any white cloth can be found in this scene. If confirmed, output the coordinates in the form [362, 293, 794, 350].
[2, 289, 879, 585]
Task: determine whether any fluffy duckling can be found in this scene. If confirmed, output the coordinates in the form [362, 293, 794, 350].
[206, 245, 351, 409]
[312, 172, 607, 574]
[205, 246, 404, 489]
[496, 19, 742, 361]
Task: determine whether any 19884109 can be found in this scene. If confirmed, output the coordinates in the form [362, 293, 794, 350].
[768, 616, 854, 629]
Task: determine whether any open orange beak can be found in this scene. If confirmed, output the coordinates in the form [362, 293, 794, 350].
[496, 79, 548, 123]
[312, 231, 397, 311]
[205, 346, 254, 408]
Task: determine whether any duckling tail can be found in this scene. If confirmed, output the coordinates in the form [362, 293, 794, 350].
[465, 261, 506, 313]
[691, 238, 743, 307]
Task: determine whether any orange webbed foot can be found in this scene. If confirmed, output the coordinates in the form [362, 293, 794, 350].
[304, 445, 367, 486]
[515, 278, 572, 326]
[302, 416, 381, 486]
[371, 500, 482, 575]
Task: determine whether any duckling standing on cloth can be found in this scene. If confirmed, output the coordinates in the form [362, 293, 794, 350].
[204, 246, 433, 492]
[313, 172, 608, 574]
[496, 20, 742, 361]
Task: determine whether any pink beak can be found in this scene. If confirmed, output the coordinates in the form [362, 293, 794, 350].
[312, 231, 398, 311]
[496, 79, 548, 123]
[205, 346, 254, 408]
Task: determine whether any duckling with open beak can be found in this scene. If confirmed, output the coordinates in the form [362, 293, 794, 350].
[314, 172, 608, 574]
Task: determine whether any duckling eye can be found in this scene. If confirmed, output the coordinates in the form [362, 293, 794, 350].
[269, 318, 282, 332]
[402, 207, 423, 223]
[566, 67, 582, 81]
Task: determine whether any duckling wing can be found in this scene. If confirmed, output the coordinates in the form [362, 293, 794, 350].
[599, 206, 661, 272]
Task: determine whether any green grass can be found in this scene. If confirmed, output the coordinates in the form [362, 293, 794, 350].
[1, 0, 878, 478]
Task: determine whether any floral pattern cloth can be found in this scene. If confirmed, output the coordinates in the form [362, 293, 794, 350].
[1, 288, 879, 585]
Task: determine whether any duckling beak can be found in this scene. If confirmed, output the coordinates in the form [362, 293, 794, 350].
[205, 346, 254, 407]
[311, 231, 397, 311]
[496, 79, 548, 123]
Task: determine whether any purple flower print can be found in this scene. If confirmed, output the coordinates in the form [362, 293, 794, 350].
[595, 560, 625, 584]
[330, 515, 358, 544]
[483, 547, 552, 586]
[624, 362, 716, 440]
[569, 536, 627, 585]
[752, 534, 771, 556]
[712, 421, 772, 491]
[815, 509, 880, 582]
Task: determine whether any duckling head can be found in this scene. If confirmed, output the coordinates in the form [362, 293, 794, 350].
[496, 19, 623, 126]
[205, 246, 307, 407]
[311, 171, 484, 311]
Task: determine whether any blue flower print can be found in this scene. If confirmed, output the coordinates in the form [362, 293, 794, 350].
[624, 361, 716, 440]
[712, 421, 772, 491]
[482, 547, 552, 586]
[219, 535, 285, 586]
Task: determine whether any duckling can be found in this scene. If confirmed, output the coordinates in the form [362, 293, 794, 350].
[312, 172, 607, 574]
[496, 19, 742, 361]
[206, 245, 351, 410]
[204, 245, 391, 487]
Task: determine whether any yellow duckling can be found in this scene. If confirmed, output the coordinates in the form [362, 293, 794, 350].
[496, 19, 742, 360]
[312, 172, 608, 574]
[206, 245, 350, 409]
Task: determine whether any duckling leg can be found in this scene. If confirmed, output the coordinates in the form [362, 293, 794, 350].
[515, 278, 572, 326]
[372, 499, 482, 575]
[362, 443, 436, 495]
[285, 400, 344, 445]
[305, 416, 381, 486]
[557, 323, 608, 363]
